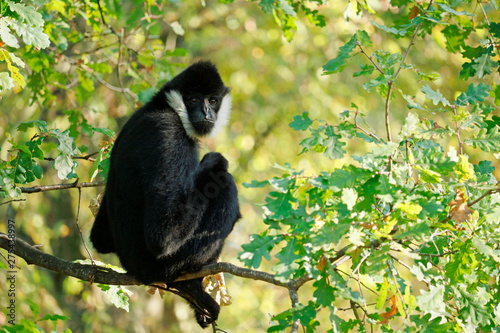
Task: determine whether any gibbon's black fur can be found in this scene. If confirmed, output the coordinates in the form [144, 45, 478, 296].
[90, 61, 241, 328]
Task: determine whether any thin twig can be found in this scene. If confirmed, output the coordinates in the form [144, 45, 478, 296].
[0, 181, 105, 195]
[389, 254, 430, 284]
[385, 83, 394, 144]
[0, 199, 26, 206]
[469, 188, 499, 207]
[357, 42, 385, 75]
[75, 187, 95, 265]
[345, 250, 370, 285]
[336, 269, 379, 296]
[451, 105, 464, 155]
[117, 28, 135, 111]
[357, 269, 368, 319]
[44, 152, 100, 163]
[393, 0, 434, 81]
[387, 261, 409, 320]
[354, 109, 382, 143]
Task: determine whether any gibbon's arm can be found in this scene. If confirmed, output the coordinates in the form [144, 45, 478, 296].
[141, 153, 218, 257]
[141, 152, 231, 257]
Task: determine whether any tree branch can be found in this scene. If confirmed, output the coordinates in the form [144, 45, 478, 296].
[0, 232, 305, 291]
[0, 233, 136, 285]
[0, 180, 105, 195]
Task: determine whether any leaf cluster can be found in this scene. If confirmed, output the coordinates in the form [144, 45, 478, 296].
[241, 1, 500, 331]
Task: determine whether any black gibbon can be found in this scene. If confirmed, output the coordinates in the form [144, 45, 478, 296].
[90, 61, 241, 327]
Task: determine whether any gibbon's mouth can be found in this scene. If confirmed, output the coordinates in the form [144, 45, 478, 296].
[192, 119, 215, 136]
[194, 119, 215, 125]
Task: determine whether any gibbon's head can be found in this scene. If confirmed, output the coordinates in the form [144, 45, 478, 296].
[165, 61, 232, 140]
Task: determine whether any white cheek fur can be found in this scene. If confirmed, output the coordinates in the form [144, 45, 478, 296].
[165, 89, 232, 140]
[210, 94, 232, 138]
[165, 90, 198, 140]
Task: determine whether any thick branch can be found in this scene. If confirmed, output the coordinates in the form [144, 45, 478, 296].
[0, 233, 136, 285]
[0, 233, 296, 290]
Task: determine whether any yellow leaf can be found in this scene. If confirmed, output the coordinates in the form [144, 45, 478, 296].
[455, 155, 476, 182]
[45, 0, 66, 14]
[398, 202, 422, 218]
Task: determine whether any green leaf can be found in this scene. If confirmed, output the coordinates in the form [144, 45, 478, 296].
[471, 52, 497, 78]
[137, 87, 156, 104]
[464, 127, 500, 152]
[54, 154, 76, 180]
[27, 299, 40, 319]
[289, 112, 312, 131]
[6, 1, 44, 26]
[441, 25, 470, 53]
[455, 83, 490, 106]
[474, 160, 495, 175]
[259, 0, 275, 13]
[353, 64, 374, 77]
[445, 240, 478, 284]
[415, 285, 449, 322]
[278, 0, 296, 17]
[239, 234, 279, 268]
[421, 84, 450, 106]
[269, 177, 293, 193]
[243, 179, 270, 188]
[17, 120, 48, 133]
[323, 31, 370, 75]
[88, 62, 113, 74]
[0, 72, 15, 90]
[40, 314, 70, 322]
[411, 313, 454, 332]
[454, 155, 476, 182]
[371, 20, 407, 36]
[97, 284, 133, 312]
[92, 127, 115, 137]
[323, 127, 346, 159]
[376, 278, 389, 309]
[313, 278, 336, 307]
[0, 18, 19, 48]
[10, 22, 50, 49]
[437, 3, 474, 16]
[273, 238, 303, 281]
[265, 191, 297, 220]
[418, 167, 442, 184]
[326, 165, 372, 192]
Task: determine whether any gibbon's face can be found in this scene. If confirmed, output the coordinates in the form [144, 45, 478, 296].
[185, 92, 225, 136]
[165, 61, 232, 140]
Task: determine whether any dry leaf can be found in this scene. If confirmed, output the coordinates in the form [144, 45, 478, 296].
[147, 283, 167, 298]
[317, 255, 328, 271]
[379, 295, 398, 324]
[448, 188, 473, 223]
[409, 6, 420, 19]
[89, 193, 103, 217]
[203, 273, 232, 306]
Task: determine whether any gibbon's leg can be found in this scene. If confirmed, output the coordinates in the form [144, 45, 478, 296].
[89, 196, 116, 254]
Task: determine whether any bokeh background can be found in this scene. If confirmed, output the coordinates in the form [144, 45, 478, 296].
[0, 1, 494, 332]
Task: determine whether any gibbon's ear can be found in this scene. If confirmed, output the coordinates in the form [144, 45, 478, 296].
[209, 94, 232, 138]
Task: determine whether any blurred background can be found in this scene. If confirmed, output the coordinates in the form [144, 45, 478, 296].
[0, 0, 487, 332]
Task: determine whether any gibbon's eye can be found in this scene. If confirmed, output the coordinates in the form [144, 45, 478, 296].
[208, 97, 218, 105]
[189, 97, 199, 104]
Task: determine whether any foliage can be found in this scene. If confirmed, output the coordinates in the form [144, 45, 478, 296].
[0, 0, 499, 332]
[239, 0, 500, 332]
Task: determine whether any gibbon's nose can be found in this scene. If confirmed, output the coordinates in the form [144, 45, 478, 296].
[203, 101, 216, 122]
